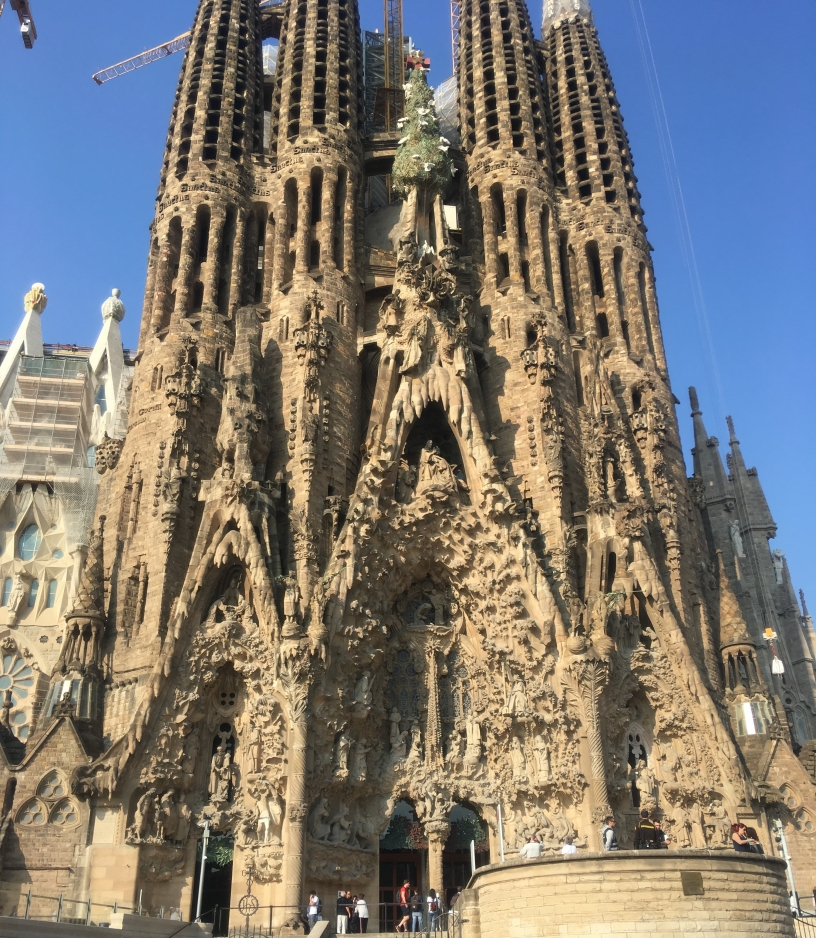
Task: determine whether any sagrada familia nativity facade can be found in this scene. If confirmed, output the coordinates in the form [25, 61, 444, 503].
[0, 0, 814, 932]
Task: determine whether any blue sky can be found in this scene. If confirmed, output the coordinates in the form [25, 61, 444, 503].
[0, 0, 813, 608]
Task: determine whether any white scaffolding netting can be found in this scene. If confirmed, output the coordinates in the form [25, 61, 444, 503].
[543, 0, 593, 31]
[434, 76, 460, 147]
[53, 467, 99, 552]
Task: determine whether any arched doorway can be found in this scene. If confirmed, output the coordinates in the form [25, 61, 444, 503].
[443, 805, 489, 905]
[379, 801, 426, 932]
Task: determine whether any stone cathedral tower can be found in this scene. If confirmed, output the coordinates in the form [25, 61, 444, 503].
[1, 0, 815, 930]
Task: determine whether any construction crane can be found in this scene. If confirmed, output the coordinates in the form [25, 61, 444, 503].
[92, 0, 285, 86]
[0, 0, 37, 49]
[450, 0, 461, 75]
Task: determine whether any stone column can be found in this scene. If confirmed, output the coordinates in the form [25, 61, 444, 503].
[279, 661, 310, 934]
[227, 209, 247, 319]
[321, 170, 337, 272]
[562, 645, 610, 822]
[296, 185, 312, 274]
[173, 221, 199, 317]
[203, 211, 225, 310]
[425, 820, 450, 900]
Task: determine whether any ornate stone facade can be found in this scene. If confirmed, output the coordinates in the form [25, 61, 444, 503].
[0, 0, 814, 930]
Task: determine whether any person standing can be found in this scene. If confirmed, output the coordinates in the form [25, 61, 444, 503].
[396, 880, 411, 933]
[519, 835, 542, 859]
[426, 889, 440, 932]
[350, 894, 360, 933]
[602, 816, 620, 851]
[653, 821, 669, 849]
[633, 809, 659, 849]
[410, 889, 423, 932]
[561, 835, 577, 855]
[355, 894, 369, 934]
[307, 892, 321, 931]
[337, 890, 350, 934]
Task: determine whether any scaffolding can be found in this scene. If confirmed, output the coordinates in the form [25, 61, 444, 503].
[435, 75, 460, 147]
[0, 356, 100, 549]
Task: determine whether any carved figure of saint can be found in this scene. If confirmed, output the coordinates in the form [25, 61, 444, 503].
[283, 576, 302, 625]
[670, 802, 691, 848]
[248, 725, 263, 774]
[214, 750, 235, 804]
[395, 460, 417, 504]
[390, 709, 408, 759]
[635, 758, 656, 804]
[308, 797, 331, 842]
[708, 801, 732, 848]
[156, 724, 173, 762]
[397, 234, 417, 267]
[6, 575, 27, 624]
[729, 519, 745, 558]
[532, 734, 551, 785]
[417, 440, 458, 491]
[505, 680, 528, 716]
[379, 291, 403, 334]
[157, 790, 179, 841]
[209, 744, 226, 797]
[351, 738, 371, 782]
[328, 803, 351, 844]
[334, 730, 350, 777]
[510, 737, 527, 781]
[130, 789, 158, 842]
[407, 722, 423, 765]
[182, 733, 199, 777]
[464, 719, 482, 772]
[353, 671, 373, 708]
[176, 801, 191, 844]
[446, 729, 465, 770]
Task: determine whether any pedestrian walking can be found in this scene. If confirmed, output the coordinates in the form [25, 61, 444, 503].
[396, 880, 411, 932]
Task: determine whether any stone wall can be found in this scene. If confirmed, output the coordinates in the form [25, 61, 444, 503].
[460, 850, 795, 938]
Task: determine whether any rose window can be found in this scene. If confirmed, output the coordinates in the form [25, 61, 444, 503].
[0, 655, 35, 741]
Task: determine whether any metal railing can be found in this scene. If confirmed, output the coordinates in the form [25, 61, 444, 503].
[7, 888, 137, 925]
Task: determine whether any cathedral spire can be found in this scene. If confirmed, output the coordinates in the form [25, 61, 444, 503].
[689, 387, 729, 499]
[543, 0, 593, 32]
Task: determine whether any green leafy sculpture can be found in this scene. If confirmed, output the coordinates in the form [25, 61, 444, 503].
[391, 69, 453, 205]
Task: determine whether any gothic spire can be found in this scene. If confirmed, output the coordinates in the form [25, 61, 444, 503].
[543, 0, 593, 31]
[716, 549, 753, 651]
[689, 387, 729, 500]
[69, 516, 106, 622]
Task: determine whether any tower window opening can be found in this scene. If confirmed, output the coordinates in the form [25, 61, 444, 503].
[499, 253, 510, 282]
[516, 191, 528, 244]
[310, 169, 323, 225]
[638, 262, 656, 355]
[309, 241, 321, 270]
[196, 205, 211, 263]
[596, 313, 609, 338]
[573, 351, 584, 406]
[334, 169, 347, 270]
[586, 241, 604, 297]
[491, 184, 506, 236]
[559, 232, 576, 331]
